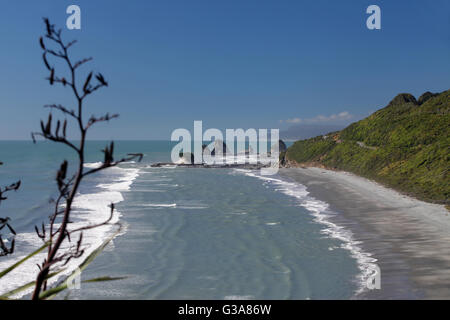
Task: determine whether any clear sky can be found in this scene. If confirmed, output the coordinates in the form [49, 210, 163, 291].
[0, 0, 449, 140]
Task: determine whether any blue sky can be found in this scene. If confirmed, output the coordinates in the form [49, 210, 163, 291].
[0, 0, 448, 140]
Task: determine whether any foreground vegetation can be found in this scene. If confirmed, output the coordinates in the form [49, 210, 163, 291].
[286, 90, 449, 205]
[0, 18, 141, 300]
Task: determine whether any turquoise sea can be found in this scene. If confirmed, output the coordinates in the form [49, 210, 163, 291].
[0, 141, 373, 299]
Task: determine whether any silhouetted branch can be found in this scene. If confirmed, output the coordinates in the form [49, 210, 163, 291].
[0, 162, 20, 257]
[73, 57, 92, 70]
[44, 104, 77, 119]
[69, 204, 115, 234]
[31, 18, 143, 299]
[83, 148, 143, 177]
[86, 113, 119, 130]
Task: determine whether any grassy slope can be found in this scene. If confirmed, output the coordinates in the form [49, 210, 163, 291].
[286, 90, 449, 204]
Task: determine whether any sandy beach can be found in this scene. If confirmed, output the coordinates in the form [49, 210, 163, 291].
[279, 167, 450, 299]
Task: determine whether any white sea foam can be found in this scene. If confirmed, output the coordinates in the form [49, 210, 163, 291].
[228, 212, 248, 215]
[136, 177, 173, 182]
[143, 164, 177, 169]
[141, 203, 177, 208]
[0, 163, 139, 299]
[97, 167, 140, 191]
[83, 162, 103, 169]
[234, 169, 378, 296]
[175, 200, 209, 210]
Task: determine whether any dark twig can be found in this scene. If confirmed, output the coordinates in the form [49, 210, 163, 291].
[0, 162, 20, 257]
[31, 18, 143, 299]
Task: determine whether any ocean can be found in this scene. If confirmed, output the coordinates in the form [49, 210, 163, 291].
[0, 141, 375, 299]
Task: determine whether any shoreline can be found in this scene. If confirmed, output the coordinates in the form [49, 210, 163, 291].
[279, 167, 450, 299]
[0, 163, 138, 299]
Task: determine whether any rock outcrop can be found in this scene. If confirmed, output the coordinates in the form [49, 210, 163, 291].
[388, 93, 418, 106]
[418, 91, 438, 105]
[178, 152, 194, 164]
[278, 139, 287, 153]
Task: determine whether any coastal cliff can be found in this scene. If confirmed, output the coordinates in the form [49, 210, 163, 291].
[284, 90, 449, 205]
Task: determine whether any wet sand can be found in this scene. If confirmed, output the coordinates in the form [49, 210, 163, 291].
[279, 167, 450, 299]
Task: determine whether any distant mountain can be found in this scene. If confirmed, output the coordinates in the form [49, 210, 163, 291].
[285, 90, 449, 204]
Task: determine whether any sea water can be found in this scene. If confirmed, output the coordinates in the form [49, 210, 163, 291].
[0, 141, 370, 299]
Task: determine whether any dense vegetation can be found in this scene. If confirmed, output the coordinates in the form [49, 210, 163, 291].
[286, 90, 449, 205]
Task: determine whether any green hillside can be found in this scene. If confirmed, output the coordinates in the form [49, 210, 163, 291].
[285, 90, 449, 205]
